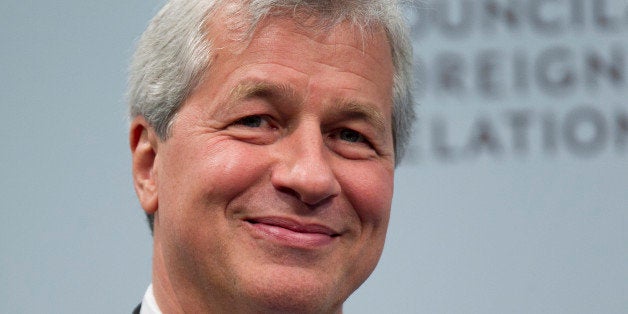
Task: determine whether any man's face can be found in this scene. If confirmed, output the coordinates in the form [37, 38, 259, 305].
[132, 15, 395, 313]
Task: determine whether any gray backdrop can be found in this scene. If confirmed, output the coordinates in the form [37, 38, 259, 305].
[2, 0, 626, 313]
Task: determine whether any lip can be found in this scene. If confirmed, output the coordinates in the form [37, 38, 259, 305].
[243, 216, 340, 248]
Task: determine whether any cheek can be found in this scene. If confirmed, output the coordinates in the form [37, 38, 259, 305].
[334, 162, 393, 294]
[157, 140, 272, 258]
[158, 140, 271, 219]
[200, 141, 272, 195]
[337, 162, 394, 229]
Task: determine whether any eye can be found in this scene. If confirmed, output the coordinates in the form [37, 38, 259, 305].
[234, 115, 264, 128]
[327, 128, 379, 159]
[228, 114, 279, 145]
[339, 128, 366, 143]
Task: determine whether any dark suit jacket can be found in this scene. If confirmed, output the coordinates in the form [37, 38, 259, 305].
[132, 303, 141, 314]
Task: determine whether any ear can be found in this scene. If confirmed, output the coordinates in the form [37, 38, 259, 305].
[130, 116, 159, 215]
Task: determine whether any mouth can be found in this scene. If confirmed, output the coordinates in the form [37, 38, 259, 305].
[244, 217, 340, 248]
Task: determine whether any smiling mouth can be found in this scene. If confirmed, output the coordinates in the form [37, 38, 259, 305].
[244, 217, 340, 248]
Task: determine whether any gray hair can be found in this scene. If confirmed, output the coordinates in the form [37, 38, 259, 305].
[128, 0, 415, 231]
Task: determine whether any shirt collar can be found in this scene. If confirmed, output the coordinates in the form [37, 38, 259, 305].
[140, 283, 162, 314]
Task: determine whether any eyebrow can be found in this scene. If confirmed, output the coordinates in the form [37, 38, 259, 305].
[331, 99, 388, 137]
[223, 80, 389, 136]
[225, 80, 299, 110]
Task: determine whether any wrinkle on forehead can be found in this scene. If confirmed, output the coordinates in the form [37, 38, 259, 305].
[206, 15, 394, 97]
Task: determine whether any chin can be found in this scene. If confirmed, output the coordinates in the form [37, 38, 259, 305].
[237, 266, 352, 314]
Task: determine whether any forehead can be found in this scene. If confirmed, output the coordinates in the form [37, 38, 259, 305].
[204, 11, 395, 105]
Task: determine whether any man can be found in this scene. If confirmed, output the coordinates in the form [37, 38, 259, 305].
[128, 0, 415, 313]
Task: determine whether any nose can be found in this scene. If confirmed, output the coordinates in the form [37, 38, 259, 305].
[271, 124, 340, 207]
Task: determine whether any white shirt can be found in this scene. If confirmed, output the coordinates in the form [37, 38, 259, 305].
[140, 284, 163, 314]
